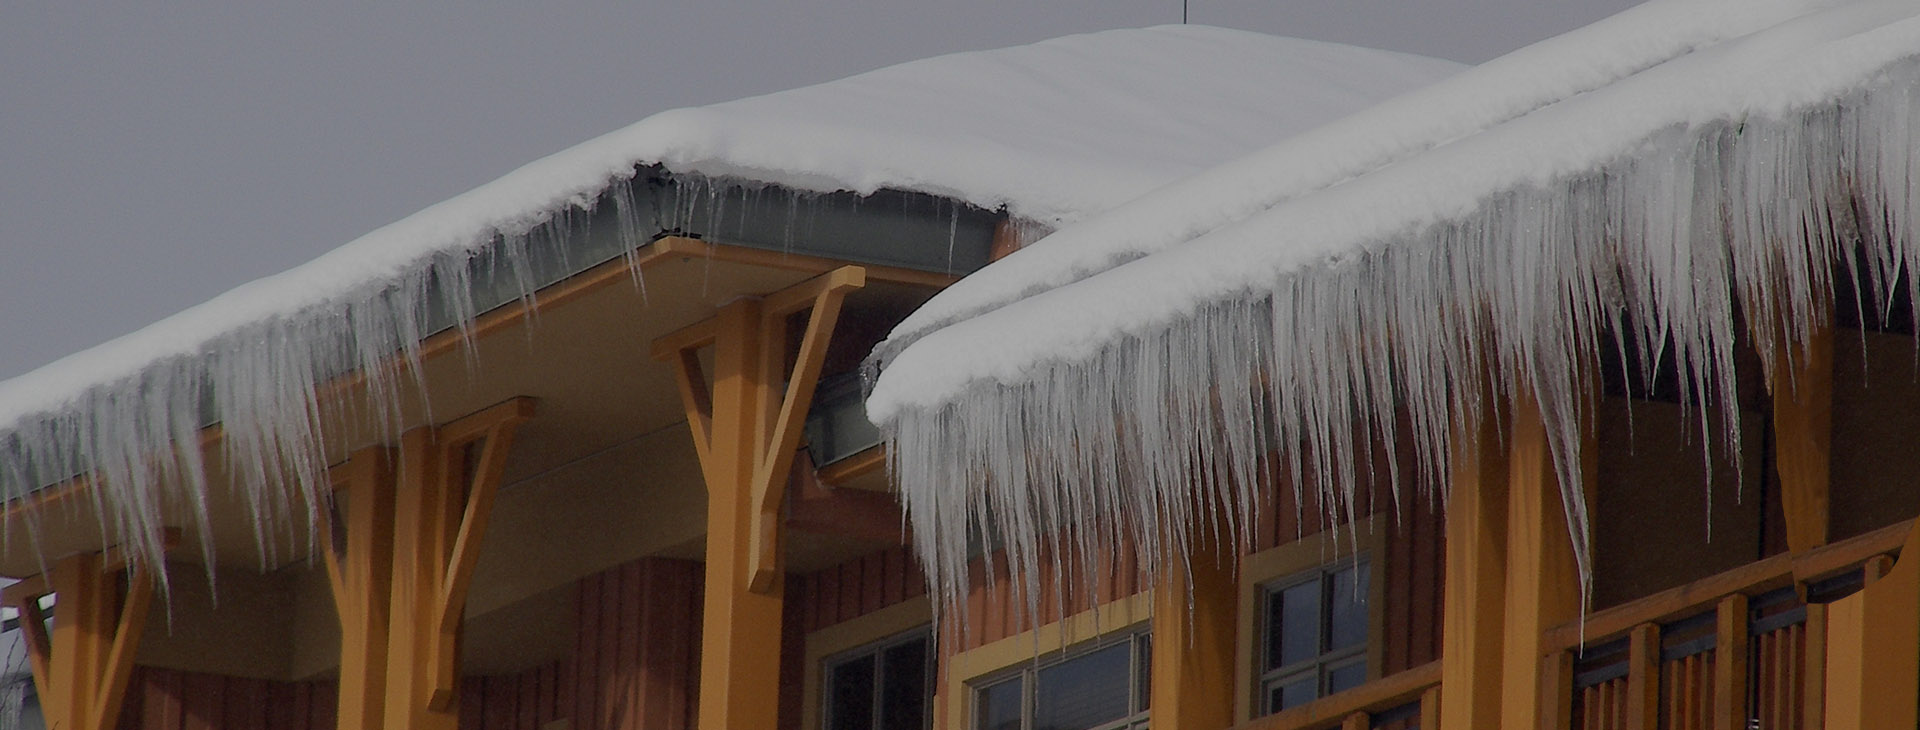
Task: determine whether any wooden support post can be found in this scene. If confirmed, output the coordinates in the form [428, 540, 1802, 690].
[1773, 311, 1832, 579]
[321, 398, 533, 730]
[1148, 522, 1236, 730]
[1419, 685, 1441, 730]
[1439, 410, 1508, 730]
[1624, 623, 1660, 730]
[1802, 602, 1827, 729]
[1712, 595, 1748, 730]
[1501, 389, 1586, 730]
[1, 537, 168, 730]
[325, 446, 396, 730]
[654, 266, 866, 730]
[1823, 519, 1920, 730]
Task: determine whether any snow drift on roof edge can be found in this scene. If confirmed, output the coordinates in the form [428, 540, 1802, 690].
[871, 0, 1920, 626]
[0, 26, 1459, 572]
[872, 0, 1850, 373]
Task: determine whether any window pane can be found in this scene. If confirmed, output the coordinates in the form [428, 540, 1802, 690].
[1328, 562, 1369, 651]
[1326, 661, 1367, 695]
[1271, 581, 1321, 669]
[1265, 675, 1317, 713]
[880, 639, 930, 730]
[974, 678, 1023, 730]
[829, 655, 877, 730]
[1034, 642, 1131, 730]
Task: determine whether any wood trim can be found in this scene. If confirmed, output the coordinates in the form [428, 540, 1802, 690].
[816, 446, 886, 486]
[0, 528, 181, 605]
[1712, 594, 1749, 730]
[1234, 515, 1386, 724]
[1150, 518, 1237, 730]
[799, 596, 932, 730]
[942, 592, 1153, 730]
[639, 235, 957, 289]
[1542, 518, 1911, 651]
[1623, 623, 1659, 730]
[1235, 661, 1440, 730]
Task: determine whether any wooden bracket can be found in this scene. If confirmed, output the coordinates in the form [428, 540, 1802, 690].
[2, 531, 175, 730]
[653, 266, 866, 595]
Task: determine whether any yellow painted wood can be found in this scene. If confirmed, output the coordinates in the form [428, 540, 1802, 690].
[1802, 602, 1826, 730]
[1339, 711, 1368, 730]
[8, 548, 159, 730]
[1823, 518, 1920, 730]
[1501, 388, 1586, 730]
[1420, 685, 1441, 730]
[1772, 315, 1832, 572]
[1148, 523, 1236, 730]
[1711, 594, 1748, 730]
[1439, 411, 1508, 730]
[328, 446, 395, 730]
[1624, 623, 1660, 730]
[651, 266, 866, 730]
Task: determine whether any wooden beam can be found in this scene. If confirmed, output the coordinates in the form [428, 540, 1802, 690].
[16, 548, 161, 730]
[1712, 594, 1748, 730]
[1241, 662, 1440, 730]
[1148, 521, 1236, 730]
[1823, 516, 1920, 729]
[1439, 409, 1508, 730]
[91, 563, 154, 730]
[0, 527, 182, 607]
[1501, 388, 1586, 730]
[638, 235, 956, 289]
[816, 446, 886, 486]
[1772, 311, 1832, 572]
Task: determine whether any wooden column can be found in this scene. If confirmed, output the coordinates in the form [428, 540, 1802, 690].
[1772, 311, 1832, 577]
[1148, 522, 1237, 729]
[1823, 522, 1920, 729]
[1623, 623, 1660, 730]
[324, 446, 396, 730]
[654, 267, 865, 730]
[1438, 410, 1508, 730]
[0, 537, 168, 730]
[1501, 389, 1587, 730]
[322, 398, 534, 730]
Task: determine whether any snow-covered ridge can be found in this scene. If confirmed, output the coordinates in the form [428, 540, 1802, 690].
[0, 26, 1459, 568]
[872, 0, 1846, 368]
[871, 0, 1920, 619]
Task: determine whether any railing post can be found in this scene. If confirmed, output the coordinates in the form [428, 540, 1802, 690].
[1712, 594, 1749, 730]
[1625, 623, 1660, 730]
[1823, 524, 1920, 729]
[1802, 602, 1826, 729]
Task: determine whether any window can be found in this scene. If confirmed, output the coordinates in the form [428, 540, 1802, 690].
[824, 628, 934, 730]
[973, 629, 1151, 730]
[1255, 557, 1370, 715]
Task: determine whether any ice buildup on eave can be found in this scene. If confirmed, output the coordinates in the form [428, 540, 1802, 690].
[869, 0, 1920, 621]
[0, 26, 1460, 572]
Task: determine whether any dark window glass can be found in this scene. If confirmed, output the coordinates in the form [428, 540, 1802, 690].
[1033, 642, 1131, 730]
[1326, 661, 1367, 695]
[1274, 580, 1321, 668]
[1328, 563, 1369, 651]
[881, 640, 929, 730]
[1135, 634, 1152, 712]
[975, 678, 1023, 730]
[1276, 676, 1316, 711]
[829, 655, 877, 730]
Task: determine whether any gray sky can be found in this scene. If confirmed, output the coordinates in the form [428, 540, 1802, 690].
[0, 0, 1633, 380]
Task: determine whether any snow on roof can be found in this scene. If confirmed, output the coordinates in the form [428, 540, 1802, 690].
[0, 26, 1460, 568]
[871, 0, 1920, 613]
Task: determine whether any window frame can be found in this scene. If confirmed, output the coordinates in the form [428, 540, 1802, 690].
[802, 596, 937, 730]
[967, 625, 1153, 730]
[821, 625, 936, 730]
[1233, 515, 1386, 723]
[1253, 556, 1373, 714]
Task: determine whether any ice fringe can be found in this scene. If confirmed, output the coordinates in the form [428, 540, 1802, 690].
[874, 9, 1920, 630]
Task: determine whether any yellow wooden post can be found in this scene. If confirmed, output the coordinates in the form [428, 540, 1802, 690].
[1501, 389, 1585, 730]
[1148, 521, 1237, 729]
[1822, 520, 1920, 729]
[1772, 313, 1831, 578]
[1439, 410, 1508, 730]
[654, 267, 865, 730]
[321, 399, 532, 730]
[324, 446, 396, 730]
[1623, 623, 1660, 730]
[1, 545, 160, 730]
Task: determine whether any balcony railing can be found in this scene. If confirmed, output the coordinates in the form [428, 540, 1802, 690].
[1236, 661, 1439, 730]
[1546, 519, 1909, 730]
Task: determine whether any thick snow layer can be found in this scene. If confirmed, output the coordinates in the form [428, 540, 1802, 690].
[872, 0, 1920, 620]
[876, 0, 1850, 366]
[0, 25, 1458, 570]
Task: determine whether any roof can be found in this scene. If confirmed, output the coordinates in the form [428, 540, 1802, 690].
[870, 0, 1920, 607]
[0, 26, 1459, 566]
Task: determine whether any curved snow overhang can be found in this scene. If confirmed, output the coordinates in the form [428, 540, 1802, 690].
[869, 0, 1920, 617]
[0, 166, 995, 577]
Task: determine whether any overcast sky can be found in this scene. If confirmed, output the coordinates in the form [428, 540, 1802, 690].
[0, 0, 1634, 380]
